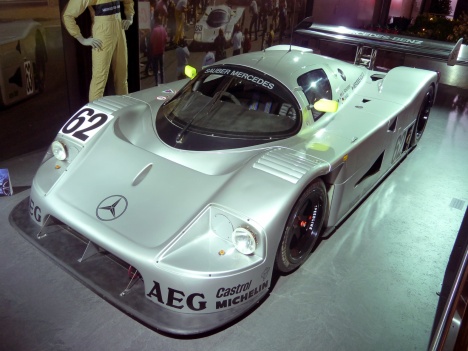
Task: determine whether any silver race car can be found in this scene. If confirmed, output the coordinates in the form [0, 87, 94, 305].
[11, 21, 462, 335]
[193, 5, 245, 44]
[0, 20, 47, 107]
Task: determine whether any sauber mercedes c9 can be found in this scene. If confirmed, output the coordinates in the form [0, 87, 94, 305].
[10, 20, 462, 335]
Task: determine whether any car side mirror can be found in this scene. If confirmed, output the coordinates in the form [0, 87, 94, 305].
[312, 99, 338, 113]
[185, 65, 197, 79]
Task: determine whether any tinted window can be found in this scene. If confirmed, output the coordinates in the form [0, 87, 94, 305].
[297, 69, 332, 120]
[207, 10, 229, 27]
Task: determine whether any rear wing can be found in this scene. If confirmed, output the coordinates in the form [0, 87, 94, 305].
[294, 17, 464, 69]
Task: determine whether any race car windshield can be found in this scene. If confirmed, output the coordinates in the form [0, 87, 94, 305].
[207, 9, 229, 27]
[161, 66, 300, 142]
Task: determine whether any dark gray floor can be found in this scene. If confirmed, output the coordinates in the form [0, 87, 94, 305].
[1, 85, 467, 351]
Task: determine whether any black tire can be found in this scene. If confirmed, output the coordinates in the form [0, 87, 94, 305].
[411, 86, 434, 146]
[275, 179, 328, 273]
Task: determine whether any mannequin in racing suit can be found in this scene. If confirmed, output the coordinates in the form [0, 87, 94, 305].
[63, 0, 135, 102]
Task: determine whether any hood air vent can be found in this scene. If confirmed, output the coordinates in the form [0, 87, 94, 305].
[253, 148, 327, 184]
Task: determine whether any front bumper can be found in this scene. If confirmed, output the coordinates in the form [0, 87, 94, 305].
[9, 197, 269, 335]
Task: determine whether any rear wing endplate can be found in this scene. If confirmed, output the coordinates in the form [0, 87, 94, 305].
[294, 17, 464, 69]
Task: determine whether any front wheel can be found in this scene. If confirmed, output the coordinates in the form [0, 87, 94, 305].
[275, 179, 328, 273]
[411, 86, 434, 146]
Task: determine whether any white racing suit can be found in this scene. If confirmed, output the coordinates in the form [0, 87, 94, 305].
[63, 0, 135, 101]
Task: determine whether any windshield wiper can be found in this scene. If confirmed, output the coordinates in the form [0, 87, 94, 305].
[176, 90, 223, 144]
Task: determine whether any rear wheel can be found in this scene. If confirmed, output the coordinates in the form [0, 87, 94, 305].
[275, 179, 327, 273]
[411, 86, 434, 146]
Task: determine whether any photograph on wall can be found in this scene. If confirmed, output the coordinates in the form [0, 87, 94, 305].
[0, 1, 69, 162]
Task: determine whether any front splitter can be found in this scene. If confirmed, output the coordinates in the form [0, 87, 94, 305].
[9, 197, 268, 335]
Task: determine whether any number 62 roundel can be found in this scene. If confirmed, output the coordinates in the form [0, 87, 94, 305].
[59, 108, 114, 143]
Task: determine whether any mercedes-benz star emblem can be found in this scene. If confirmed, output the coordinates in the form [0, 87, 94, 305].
[96, 195, 128, 221]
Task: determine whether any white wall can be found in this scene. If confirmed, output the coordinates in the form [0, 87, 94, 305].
[312, 0, 363, 27]
[312, 0, 422, 28]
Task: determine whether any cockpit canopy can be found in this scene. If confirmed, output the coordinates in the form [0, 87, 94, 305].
[157, 65, 301, 150]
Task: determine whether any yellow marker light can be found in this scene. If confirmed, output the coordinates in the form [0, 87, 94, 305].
[313, 99, 339, 113]
[343, 154, 348, 162]
[185, 65, 197, 79]
[309, 143, 329, 151]
[55, 165, 61, 170]
[218, 250, 226, 256]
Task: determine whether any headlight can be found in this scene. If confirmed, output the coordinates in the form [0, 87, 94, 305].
[231, 227, 257, 255]
[51, 140, 67, 161]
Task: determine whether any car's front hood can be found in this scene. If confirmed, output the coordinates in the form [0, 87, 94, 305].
[49, 121, 267, 251]
[0, 20, 40, 45]
[200, 27, 218, 42]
